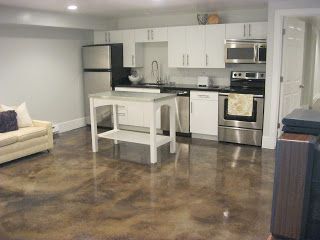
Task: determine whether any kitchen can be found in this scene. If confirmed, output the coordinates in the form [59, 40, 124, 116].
[2, 1, 320, 240]
[84, 20, 267, 148]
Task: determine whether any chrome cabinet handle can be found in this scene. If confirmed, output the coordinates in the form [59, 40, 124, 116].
[206, 54, 208, 66]
[148, 30, 150, 40]
[105, 32, 109, 42]
[249, 24, 251, 37]
[109, 32, 111, 42]
[299, 84, 305, 88]
[187, 54, 189, 66]
[182, 54, 185, 66]
[151, 30, 154, 40]
[117, 113, 125, 116]
[243, 24, 246, 37]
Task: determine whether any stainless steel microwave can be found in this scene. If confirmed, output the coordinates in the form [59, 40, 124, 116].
[225, 40, 267, 64]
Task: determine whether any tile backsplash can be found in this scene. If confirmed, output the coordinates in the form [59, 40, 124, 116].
[133, 42, 266, 86]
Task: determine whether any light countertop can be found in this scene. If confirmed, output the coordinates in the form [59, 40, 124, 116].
[89, 91, 176, 102]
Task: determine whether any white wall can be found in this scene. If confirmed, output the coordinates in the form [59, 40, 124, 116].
[263, 0, 320, 149]
[0, 25, 93, 131]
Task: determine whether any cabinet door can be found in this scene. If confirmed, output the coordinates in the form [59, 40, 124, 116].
[205, 24, 225, 68]
[134, 29, 149, 42]
[108, 30, 123, 43]
[247, 22, 267, 39]
[150, 27, 168, 42]
[114, 87, 161, 128]
[186, 26, 205, 68]
[122, 30, 135, 67]
[93, 31, 106, 44]
[168, 26, 186, 68]
[226, 23, 247, 40]
[190, 99, 218, 135]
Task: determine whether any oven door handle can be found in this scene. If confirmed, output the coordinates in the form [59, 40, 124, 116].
[219, 93, 264, 98]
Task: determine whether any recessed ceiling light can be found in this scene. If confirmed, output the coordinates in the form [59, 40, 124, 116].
[67, 5, 78, 10]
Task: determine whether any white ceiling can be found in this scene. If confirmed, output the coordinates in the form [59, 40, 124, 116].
[0, 0, 268, 17]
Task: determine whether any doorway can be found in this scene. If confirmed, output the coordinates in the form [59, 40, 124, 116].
[277, 15, 320, 137]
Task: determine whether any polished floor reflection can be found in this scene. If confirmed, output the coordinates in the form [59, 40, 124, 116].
[0, 127, 275, 240]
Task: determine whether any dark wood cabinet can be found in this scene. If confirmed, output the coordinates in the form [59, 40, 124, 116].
[271, 133, 320, 240]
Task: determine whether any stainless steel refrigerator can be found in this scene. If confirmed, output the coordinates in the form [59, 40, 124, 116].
[82, 44, 129, 127]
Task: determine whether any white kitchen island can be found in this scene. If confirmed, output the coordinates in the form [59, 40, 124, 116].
[89, 91, 176, 164]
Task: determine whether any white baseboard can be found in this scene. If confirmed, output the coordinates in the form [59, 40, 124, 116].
[262, 136, 276, 149]
[55, 117, 86, 133]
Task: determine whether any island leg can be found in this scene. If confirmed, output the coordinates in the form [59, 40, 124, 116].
[170, 100, 176, 153]
[112, 104, 119, 145]
[150, 103, 157, 164]
[90, 98, 98, 152]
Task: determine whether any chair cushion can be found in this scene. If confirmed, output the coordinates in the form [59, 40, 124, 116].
[16, 127, 47, 142]
[0, 110, 18, 133]
[0, 132, 18, 147]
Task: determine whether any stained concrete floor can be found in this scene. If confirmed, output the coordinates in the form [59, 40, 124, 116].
[0, 127, 275, 240]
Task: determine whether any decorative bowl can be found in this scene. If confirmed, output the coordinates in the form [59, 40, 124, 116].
[128, 75, 142, 84]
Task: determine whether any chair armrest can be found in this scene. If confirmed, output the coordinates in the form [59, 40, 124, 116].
[32, 120, 53, 149]
[32, 120, 52, 130]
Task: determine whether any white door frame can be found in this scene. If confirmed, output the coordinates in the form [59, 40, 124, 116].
[267, 7, 320, 148]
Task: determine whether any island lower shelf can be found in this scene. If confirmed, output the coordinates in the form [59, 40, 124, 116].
[98, 129, 172, 147]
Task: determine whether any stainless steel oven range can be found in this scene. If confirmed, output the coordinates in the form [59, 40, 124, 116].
[218, 71, 265, 146]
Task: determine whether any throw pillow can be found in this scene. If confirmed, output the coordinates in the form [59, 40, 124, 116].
[0, 110, 18, 133]
[1, 102, 33, 128]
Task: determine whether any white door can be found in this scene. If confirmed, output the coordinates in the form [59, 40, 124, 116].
[122, 30, 135, 67]
[168, 26, 186, 68]
[278, 17, 306, 135]
[247, 22, 268, 39]
[225, 23, 247, 40]
[205, 24, 226, 68]
[186, 25, 205, 68]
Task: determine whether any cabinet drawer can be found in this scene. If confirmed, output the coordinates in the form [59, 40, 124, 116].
[190, 91, 218, 101]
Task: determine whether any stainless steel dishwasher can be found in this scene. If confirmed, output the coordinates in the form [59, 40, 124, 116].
[160, 88, 190, 135]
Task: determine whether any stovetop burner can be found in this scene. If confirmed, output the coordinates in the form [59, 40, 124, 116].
[222, 71, 266, 95]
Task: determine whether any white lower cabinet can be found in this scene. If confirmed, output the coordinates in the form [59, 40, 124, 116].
[190, 91, 218, 136]
[114, 87, 161, 128]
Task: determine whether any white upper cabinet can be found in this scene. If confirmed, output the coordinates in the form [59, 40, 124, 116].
[226, 22, 267, 40]
[168, 25, 225, 68]
[168, 26, 205, 68]
[186, 26, 205, 68]
[105, 30, 123, 44]
[135, 27, 168, 43]
[122, 30, 144, 68]
[247, 22, 268, 39]
[168, 26, 187, 68]
[205, 24, 226, 68]
[94, 30, 123, 44]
